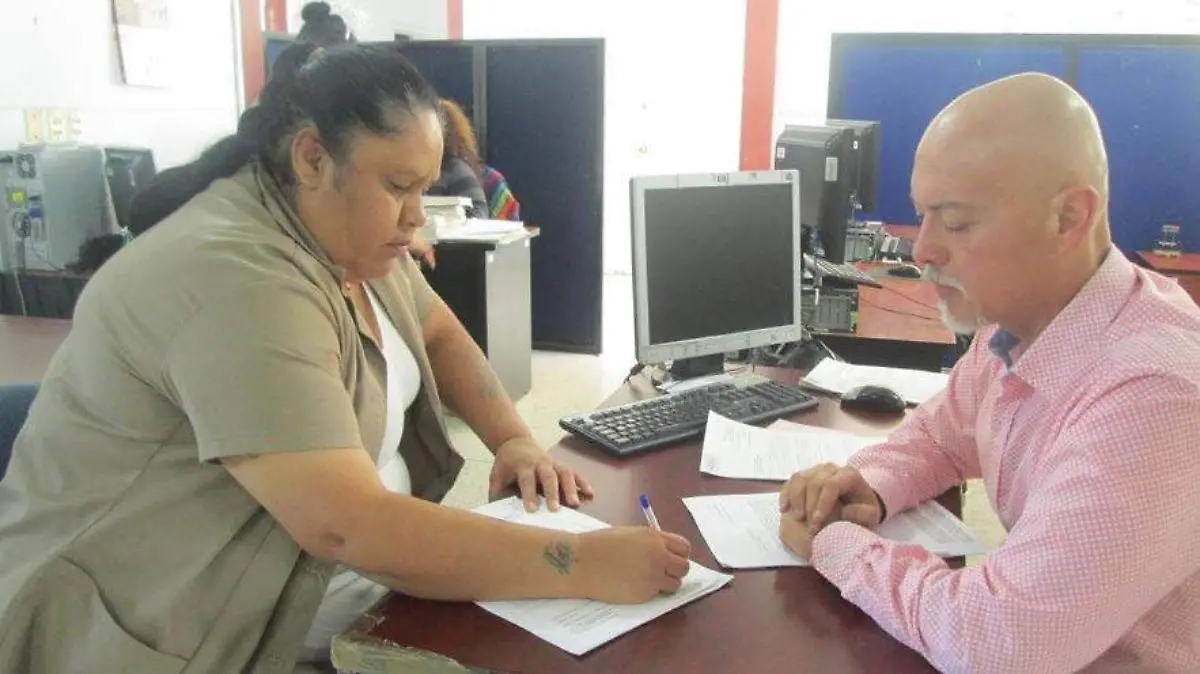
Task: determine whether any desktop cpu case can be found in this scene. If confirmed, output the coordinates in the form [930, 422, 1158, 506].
[1, 145, 115, 273]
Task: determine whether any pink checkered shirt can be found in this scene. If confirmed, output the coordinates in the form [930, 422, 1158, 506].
[811, 248, 1200, 673]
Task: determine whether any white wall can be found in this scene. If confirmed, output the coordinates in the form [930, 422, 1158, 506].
[0, 0, 241, 169]
[774, 0, 1200, 136]
[463, 0, 746, 275]
[286, 0, 449, 40]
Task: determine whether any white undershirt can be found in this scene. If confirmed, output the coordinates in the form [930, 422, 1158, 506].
[368, 288, 421, 494]
[302, 288, 423, 659]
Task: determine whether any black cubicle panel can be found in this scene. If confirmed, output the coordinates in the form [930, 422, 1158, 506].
[400, 38, 606, 354]
[399, 43, 479, 131]
[486, 42, 604, 354]
[828, 33, 1200, 255]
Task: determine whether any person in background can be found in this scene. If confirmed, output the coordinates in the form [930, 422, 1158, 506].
[778, 72, 1200, 673]
[482, 163, 522, 221]
[0, 42, 691, 674]
[296, 1, 353, 47]
[410, 98, 490, 268]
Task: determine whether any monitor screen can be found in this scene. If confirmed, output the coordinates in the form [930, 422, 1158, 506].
[103, 147, 156, 231]
[632, 172, 804, 365]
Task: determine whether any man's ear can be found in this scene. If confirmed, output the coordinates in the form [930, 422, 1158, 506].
[1055, 185, 1102, 249]
[290, 126, 328, 190]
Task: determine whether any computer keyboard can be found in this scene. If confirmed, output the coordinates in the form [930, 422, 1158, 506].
[559, 375, 819, 457]
[804, 253, 883, 288]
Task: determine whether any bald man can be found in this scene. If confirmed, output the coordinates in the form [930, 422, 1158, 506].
[779, 73, 1200, 673]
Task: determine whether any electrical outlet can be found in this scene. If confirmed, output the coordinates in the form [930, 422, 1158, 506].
[23, 109, 45, 144]
[45, 109, 68, 143]
[66, 110, 83, 141]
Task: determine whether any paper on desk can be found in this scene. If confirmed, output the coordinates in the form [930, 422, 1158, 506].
[682, 492, 990, 569]
[700, 413, 884, 481]
[802, 358, 949, 404]
[472, 497, 733, 656]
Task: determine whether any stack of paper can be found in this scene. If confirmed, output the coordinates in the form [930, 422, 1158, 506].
[803, 358, 949, 404]
[682, 492, 991, 569]
[436, 218, 528, 243]
[472, 497, 733, 655]
[700, 413, 884, 481]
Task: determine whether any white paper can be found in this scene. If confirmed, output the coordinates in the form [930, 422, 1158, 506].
[699, 413, 883, 481]
[803, 358, 949, 404]
[683, 492, 990, 569]
[472, 497, 733, 655]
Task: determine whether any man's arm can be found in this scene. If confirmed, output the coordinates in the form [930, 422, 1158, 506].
[422, 294, 530, 452]
[847, 337, 989, 519]
[810, 375, 1200, 674]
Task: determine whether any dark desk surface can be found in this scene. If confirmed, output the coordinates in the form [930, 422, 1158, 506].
[0, 315, 71, 384]
[333, 368, 953, 674]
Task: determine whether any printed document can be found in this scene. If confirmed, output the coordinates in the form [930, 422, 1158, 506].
[682, 492, 990, 569]
[803, 358, 949, 404]
[472, 497, 733, 655]
[699, 413, 884, 481]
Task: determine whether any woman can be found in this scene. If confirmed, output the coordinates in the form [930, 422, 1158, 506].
[296, 1, 353, 47]
[409, 98, 490, 268]
[427, 98, 488, 218]
[0, 43, 689, 673]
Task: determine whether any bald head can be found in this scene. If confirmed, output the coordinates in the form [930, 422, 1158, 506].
[910, 73, 1115, 342]
[918, 73, 1110, 238]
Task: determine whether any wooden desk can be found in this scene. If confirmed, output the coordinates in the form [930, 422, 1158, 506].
[332, 369, 956, 674]
[814, 263, 956, 372]
[1135, 250, 1200, 305]
[0, 270, 88, 319]
[0, 315, 71, 384]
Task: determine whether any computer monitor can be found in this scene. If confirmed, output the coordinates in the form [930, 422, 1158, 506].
[103, 147, 156, 231]
[827, 119, 881, 213]
[630, 171, 805, 379]
[773, 125, 854, 263]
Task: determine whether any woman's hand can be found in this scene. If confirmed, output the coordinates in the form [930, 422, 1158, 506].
[574, 527, 692, 603]
[489, 437, 595, 511]
[408, 232, 437, 268]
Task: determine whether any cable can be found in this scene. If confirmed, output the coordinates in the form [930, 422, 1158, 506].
[880, 283, 937, 311]
[859, 298, 938, 321]
[1, 215, 28, 316]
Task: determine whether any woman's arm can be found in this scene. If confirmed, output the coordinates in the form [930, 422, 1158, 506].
[223, 447, 690, 603]
[422, 295, 529, 452]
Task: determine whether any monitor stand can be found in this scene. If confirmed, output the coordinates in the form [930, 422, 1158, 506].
[668, 353, 726, 380]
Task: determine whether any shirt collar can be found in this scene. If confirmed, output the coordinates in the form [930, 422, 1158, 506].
[1001, 246, 1136, 394]
[988, 329, 1021, 370]
[233, 162, 351, 288]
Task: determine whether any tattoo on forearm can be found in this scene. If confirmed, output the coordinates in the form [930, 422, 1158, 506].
[543, 540, 574, 575]
[477, 360, 503, 399]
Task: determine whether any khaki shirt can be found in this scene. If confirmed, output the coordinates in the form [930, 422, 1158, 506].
[0, 163, 464, 673]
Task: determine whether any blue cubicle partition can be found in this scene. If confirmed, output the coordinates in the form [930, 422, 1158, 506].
[1077, 46, 1200, 253]
[829, 34, 1200, 256]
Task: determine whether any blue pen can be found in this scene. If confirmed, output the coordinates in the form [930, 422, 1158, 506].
[638, 494, 662, 531]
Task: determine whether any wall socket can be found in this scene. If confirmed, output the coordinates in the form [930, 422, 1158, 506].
[23, 108, 81, 144]
[23, 109, 45, 143]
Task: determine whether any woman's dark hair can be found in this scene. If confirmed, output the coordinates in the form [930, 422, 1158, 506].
[127, 42, 440, 235]
[297, 2, 353, 47]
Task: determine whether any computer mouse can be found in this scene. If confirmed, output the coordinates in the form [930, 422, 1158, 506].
[840, 385, 907, 415]
[887, 263, 924, 279]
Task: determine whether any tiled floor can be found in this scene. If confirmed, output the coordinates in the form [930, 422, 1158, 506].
[440, 274, 1007, 560]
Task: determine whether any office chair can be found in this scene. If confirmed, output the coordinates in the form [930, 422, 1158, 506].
[0, 383, 37, 479]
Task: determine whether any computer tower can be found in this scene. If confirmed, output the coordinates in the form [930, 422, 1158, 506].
[827, 119, 881, 213]
[1, 145, 115, 273]
[774, 125, 854, 263]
